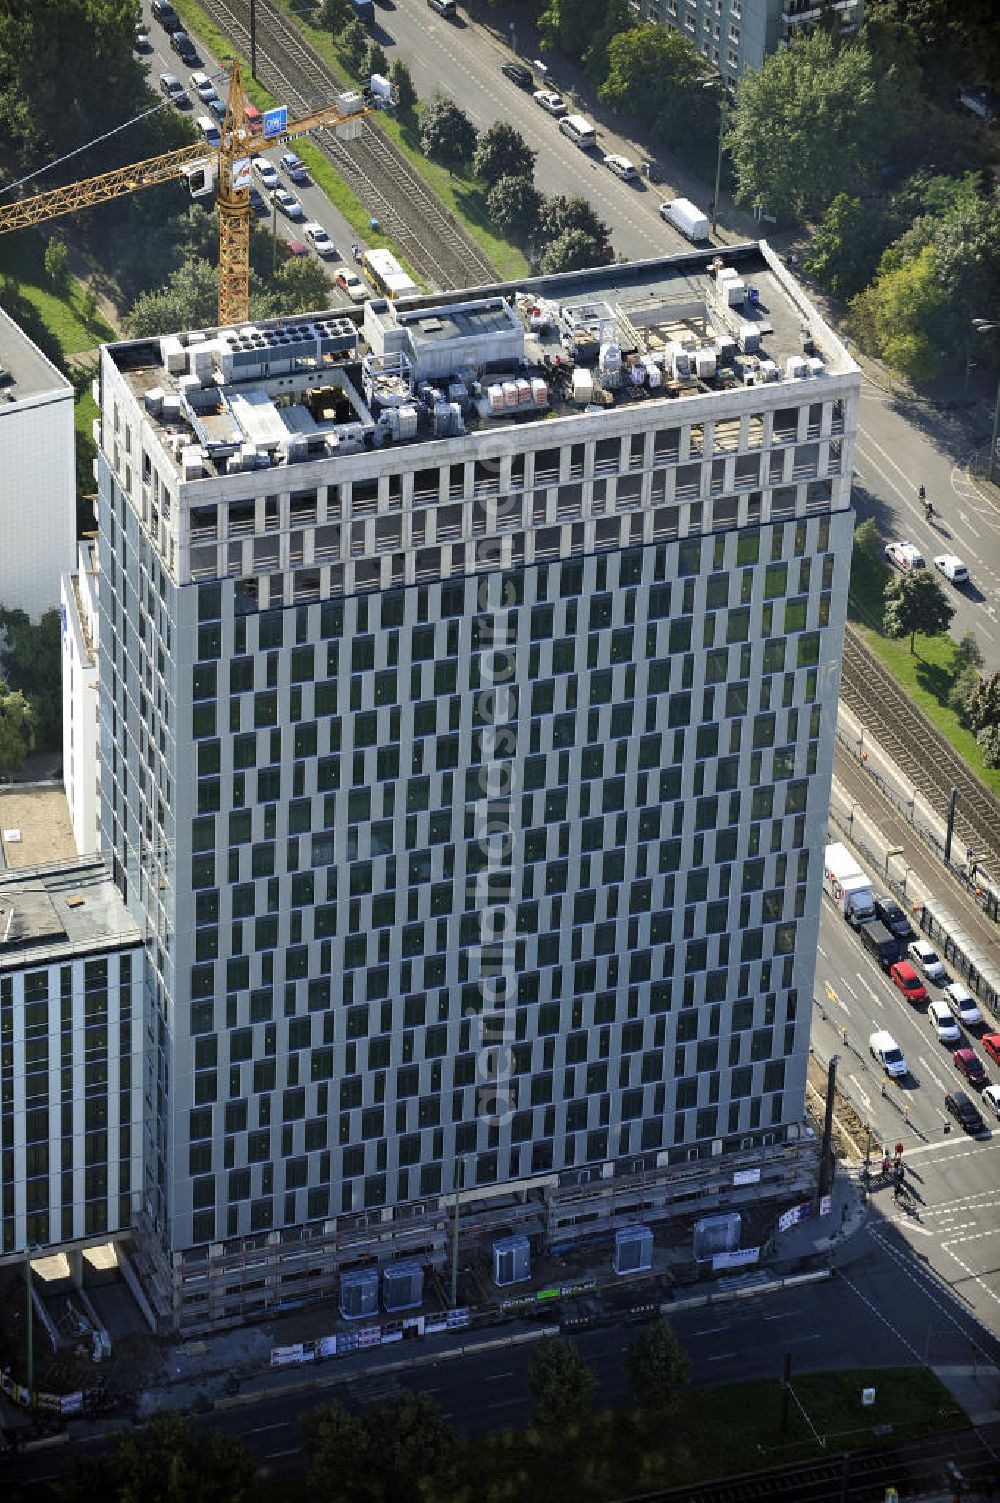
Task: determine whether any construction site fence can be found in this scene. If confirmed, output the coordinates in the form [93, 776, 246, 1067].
[270, 1307, 470, 1368]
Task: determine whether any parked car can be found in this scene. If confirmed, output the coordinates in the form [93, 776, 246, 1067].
[885, 541, 926, 572]
[907, 939, 946, 983]
[934, 554, 969, 585]
[271, 187, 304, 220]
[303, 222, 336, 258]
[253, 157, 280, 190]
[603, 153, 639, 181]
[928, 1000, 961, 1045]
[945, 1090, 987, 1135]
[533, 88, 567, 116]
[953, 1047, 988, 1090]
[280, 151, 308, 185]
[981, 1083, 1000, 1120]
[171, 29, 198, 64]
[873, 895, 914, 943]
[889, 960, 927, 1005]
[982, 1032, 1000, 1065]
[134, 29, 152, 53]
[285, 238, 308, 256]
[426, 0, 457, 15]
[248, 186, 267, 216]
[943, 982, 983, 1028]
[870, 1030, 907, 1078]
[207, 92, 226, 120]
[336, 267, 366, 302]
[190, 71, 217, 102]
[159, 73, 189, 108]
[641, 159, 664, 183]
[151, 0, 181, 31]
[501, 61, 533, 89]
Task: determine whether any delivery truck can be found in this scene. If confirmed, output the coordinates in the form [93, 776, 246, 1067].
[823, 842, 875, 926]
[658, 198, 709, 242]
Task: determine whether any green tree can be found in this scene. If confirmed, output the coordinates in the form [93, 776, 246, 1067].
[43, 238, 69, 291]
[883, 569, 955, 653]
[125, 258, 219, 337]
[540, 227, 606, 274]
[81, 283, 99, 330]
[340, 17, 368, 76]
[803, 193, 895, 299]
[474, 122, 536, 185]
[954, 630, 985, 675]
[728, 30, 904, 223]
[389, 58, 417, 116]
[486, 176, 543, 243]
[302, 1392, 462, 1502]
[0, 606, 61, 749]
[318, 0, 352, 29]
[539, 194, 610, 247]
[627, 1318, 690, 1420]
[274, 255, 332, 311]
[849, 241, 953, 384]
[948, 663, 983, 725]
[419, 94, 478, 171]
[600, 24, 715, 148]
[852, 517, 883, 568]
[977, 721, 1000, 769]
[364, 40, 388, 79]
[0, 682, 33, 777]
[963, 670, 1000, 734]
[527, 1337, 596, 1431]
[538, 0, 631, 84]
[57, 1413, 256, 1503]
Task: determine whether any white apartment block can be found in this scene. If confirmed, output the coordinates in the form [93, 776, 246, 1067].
[0, 306, 75, 620]
[95, 242, 859, 1331]
[61, 540, 101, 856]
[631, 0, 864, 83]
[0, 859, 143, 1262]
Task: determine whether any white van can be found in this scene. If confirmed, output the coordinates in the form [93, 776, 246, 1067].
[197, 114, 221, 147]
[559, 114, 596, 150]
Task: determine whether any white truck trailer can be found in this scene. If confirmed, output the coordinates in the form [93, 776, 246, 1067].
[823, 842, 875, 926]
[658, 198, 709, 242]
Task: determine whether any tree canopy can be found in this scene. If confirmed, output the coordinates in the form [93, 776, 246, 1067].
[474, 122, 536, 186]
[599, 25, 716, 150]
[728, 30, 905, 223]
[57, 1413, 257, 1503]
[0, 607, 61, 750]
[301, 1392, 463, 1502]
[527, 1337, 596, 1431]
[883, 569, 955, 652]
[627, 1318, 690, 1419]
[420, 94, 478, 171]
[0, 682, 33, 777]
[486, 176, 543, 243]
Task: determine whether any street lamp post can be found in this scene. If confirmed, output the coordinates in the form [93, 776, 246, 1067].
[972, 319, 1000, 486]
[712, 98, 727, 237]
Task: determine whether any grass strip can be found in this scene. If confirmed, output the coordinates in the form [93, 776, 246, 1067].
[848, 548, 1000, 796]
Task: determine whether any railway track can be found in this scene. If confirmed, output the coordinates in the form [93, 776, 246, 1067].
[840, 624, 1000, 879]
[624, 1425, 995, 1503]
[195, 0, 497, 291]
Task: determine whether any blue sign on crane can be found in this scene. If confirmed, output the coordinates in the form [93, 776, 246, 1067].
[263, 106, 288, 140]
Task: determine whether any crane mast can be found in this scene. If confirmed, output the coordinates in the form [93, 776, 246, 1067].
[0, 64, 391, 325]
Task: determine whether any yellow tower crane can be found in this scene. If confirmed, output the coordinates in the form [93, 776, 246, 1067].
[0, 63, 389, 327]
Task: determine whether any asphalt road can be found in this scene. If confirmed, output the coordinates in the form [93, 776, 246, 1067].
[138, 4, 359, 297]
[814, 893, 1000, 1339]
[853, 381, 1000, 664]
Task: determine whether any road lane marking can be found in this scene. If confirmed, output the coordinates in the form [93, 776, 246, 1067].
[855, 974, 881, 1002]
[818, 944, 828, 958]
[840, 979, 858, 1001]
[706, 1352, 737, 1361]
[252, 1423, 294, 1434]
[263, 1448, 300, 1459]
[917, 1054, 948, 1093]
[849, 1075, 872, 1112]
[483, 1371, 514, 1380]
[868, 1229, 997, 1354]
[838, 1267, 923, 1362]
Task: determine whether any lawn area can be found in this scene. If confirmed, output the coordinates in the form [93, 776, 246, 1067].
[260, 1365, 965, 1503]
[0, 230, 115, 357]
[848, 544, 1000, 798]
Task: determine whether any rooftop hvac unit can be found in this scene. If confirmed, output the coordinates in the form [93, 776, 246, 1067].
[339, 1267, 379, 1320]
[493, 1234, 530, 1288]
[759, 359, 779, 382]
[614, 1224, 654, 1276]
[785, 355, 808, 379]
[737, 323, 760, 355]
[694, 347, 717, 379]
[383, 1260, 424, 1313]
[806, 356, 825, 376]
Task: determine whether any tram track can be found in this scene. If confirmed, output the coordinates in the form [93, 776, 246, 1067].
[196, 0, 498, 291]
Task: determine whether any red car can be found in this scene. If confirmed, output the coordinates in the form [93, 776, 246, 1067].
[982, 1033, 1000, 1066]
[889, 960, 927, 1005]
[953, 1047, 988, 1090]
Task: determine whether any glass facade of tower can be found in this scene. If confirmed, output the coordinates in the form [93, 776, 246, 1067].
[96, 247, 857, 1327]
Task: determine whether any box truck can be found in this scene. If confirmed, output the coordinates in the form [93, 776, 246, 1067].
[658, 198, 709, 242]
[823, 842, 875, 926]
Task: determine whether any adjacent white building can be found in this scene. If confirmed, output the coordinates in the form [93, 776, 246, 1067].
[0, 306, 75, 620]
[61, 540, 101, 856]
[94, 243, 859, 1331]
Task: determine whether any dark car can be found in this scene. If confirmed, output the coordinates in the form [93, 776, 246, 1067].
[152, 0, 182, 31]
[874, 894, 914, 943]
[502, 61, 533, 89]
[641, 159, 664, 183]
[945, 1089, 987, 1135]
[171, 29, 198, 63]
[953, 1047, 989, 1090]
